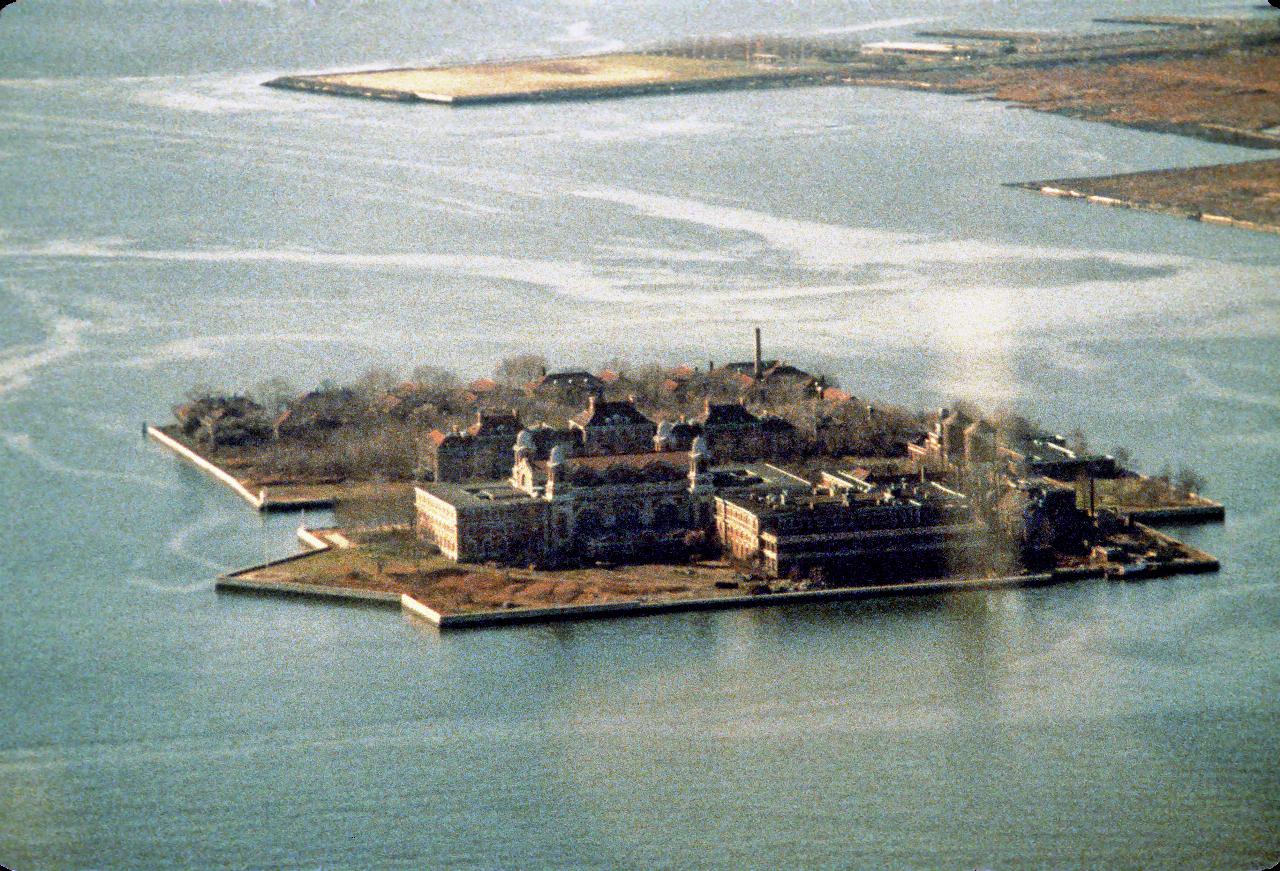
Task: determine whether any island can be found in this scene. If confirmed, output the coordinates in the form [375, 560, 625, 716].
[148, 328, 1222, 630]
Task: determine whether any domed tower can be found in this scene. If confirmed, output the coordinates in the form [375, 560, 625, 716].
[513, 429, 535, 465]
[688, 436, 710, 493]
[654, 420, 674, 452]
[510, 429, 536, 490]
[545, 444, 568, 501]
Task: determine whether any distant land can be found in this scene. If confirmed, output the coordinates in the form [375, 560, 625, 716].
[264, 15, 1280, 235]
[1018, 158, 1280, 235]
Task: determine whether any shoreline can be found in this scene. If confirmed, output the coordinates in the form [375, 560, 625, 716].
[147, 425, 342, 512]
[265, 67, 835, 107]
[214, 523, 1220, 632]
[1008, 178, 1280, 236]
[218, 538, 1219, 631]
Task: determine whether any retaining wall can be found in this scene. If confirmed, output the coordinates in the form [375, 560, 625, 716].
[147, 426, 264, 508]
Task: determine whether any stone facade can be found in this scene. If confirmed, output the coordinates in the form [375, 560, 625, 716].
[714, 478, 985, 578]
[570, 396, 657, 456]
[696, 400, 800, 462]
[416, 434, 811, 567]
[425, 410, 522, 483]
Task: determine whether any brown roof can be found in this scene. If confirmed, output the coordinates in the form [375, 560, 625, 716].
[466, 411, 520, 437]
[571, 398, 653, 429]
[468, 377, 499, 393]
[427, 430, 449, 446]
[762, 362, 816, 383]
[546, 451, 682, 472]
[701, 402, 760, 427]
[822, 387, 853, 404]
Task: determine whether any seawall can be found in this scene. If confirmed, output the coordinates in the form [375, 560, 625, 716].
[1018, 183, 1280, 236]
[147, 425, 264, 509]
[146, 425, 338, 512]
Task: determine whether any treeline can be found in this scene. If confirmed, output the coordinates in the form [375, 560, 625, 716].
[169, 353, 1204, 494]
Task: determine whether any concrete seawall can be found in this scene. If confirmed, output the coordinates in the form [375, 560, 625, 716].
[219, 576, 402, 605]
[147, 426, 265, 509]
[1018, 183, 1280, 236]
[265, 69, 831, 107]
[146, 425, 339, 512]
[1125, 503, 1226, 523]
[402, 568, 1091, 631]
[217, 535, 401, 605]
[217, 539, 1217, 631]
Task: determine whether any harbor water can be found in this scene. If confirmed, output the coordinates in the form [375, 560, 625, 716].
[1, 1, 1277, 867]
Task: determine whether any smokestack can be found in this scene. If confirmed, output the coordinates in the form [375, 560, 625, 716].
[753, 327, 762, 379]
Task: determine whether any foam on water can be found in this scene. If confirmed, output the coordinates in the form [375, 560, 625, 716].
[0, 430, 177, 491]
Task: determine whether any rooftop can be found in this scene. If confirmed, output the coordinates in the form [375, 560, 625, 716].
[572, 397, 654, 429]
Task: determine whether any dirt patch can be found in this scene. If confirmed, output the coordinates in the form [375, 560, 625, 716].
[299, 53, 820, 101]
[948, 48, 1280, 144]
[1027, 158, 1280, 232]
[234, 530, 744, 615]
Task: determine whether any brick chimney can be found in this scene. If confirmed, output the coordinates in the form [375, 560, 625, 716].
[753, 327, 762, 379]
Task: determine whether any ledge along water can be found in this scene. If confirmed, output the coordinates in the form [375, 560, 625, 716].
[1017, 183, 1280, 236]
[146, 425, 337, 512]
[212, 524, 1221, 632]
[152, 423, 1225, 631]
[265, 67, 835, 107]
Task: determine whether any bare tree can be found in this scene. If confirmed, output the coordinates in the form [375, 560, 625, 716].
[353, 367, 400, 400]
[1175, 466, 1207, 497]
[1068, 427, 1090, 457]
[249, 377, 295, 416]
[411, 364, 460, 390]
[494, 354, 547, 387]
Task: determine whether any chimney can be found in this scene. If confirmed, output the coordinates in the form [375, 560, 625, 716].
[708, 359, 715, 373]
[753, 327, 762, 379]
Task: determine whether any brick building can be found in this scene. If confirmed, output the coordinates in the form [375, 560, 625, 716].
[416, 433, 810, 567]
[714, 475, 986, 579]
[424, 409, 522, 483]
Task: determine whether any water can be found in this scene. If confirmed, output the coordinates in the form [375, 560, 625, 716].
[1, 1, 1278, 868]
